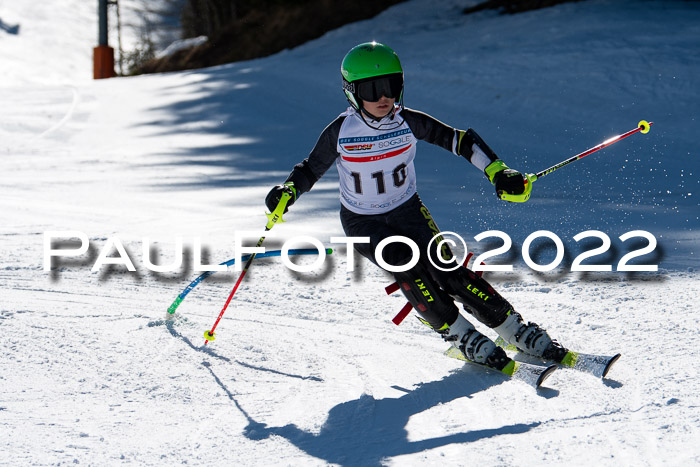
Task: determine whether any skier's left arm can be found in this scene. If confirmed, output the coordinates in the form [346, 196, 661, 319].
[403, 108, 531, 203]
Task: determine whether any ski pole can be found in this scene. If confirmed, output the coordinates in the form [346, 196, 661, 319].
[528, 120, 653, 183]
[203, 192, 292, 345]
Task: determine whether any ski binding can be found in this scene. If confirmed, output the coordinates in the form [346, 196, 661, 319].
[444, 346, 557, 388]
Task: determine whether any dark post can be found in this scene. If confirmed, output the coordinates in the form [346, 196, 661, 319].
[94, 0, 116, 78]
[98, 0, 109, 46]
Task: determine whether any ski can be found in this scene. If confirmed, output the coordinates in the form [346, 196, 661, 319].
[444, 346, 557, 388]
[494, 337, 621, 378]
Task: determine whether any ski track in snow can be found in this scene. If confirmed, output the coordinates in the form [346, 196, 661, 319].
[1, 0, 699, 465]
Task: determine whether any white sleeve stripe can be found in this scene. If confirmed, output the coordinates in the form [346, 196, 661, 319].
[470, 144, 492, 171]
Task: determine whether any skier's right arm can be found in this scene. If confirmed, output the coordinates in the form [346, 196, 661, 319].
[265, 116, 345, 213]
[456, 129, 532, 203]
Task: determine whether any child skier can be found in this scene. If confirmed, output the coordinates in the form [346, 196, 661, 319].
[265, 41, 569, 372]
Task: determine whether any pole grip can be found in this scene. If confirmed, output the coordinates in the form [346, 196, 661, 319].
[265, 192, 292, 229]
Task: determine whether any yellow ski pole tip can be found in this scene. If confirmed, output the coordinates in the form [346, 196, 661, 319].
[638, 120, 651, 134]
[204, 330, 216, 341]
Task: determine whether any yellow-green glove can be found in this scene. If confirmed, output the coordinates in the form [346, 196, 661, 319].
[484, 160, 533, 203]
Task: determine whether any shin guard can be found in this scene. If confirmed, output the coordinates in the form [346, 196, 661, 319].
[393, 262, 458, 331]
[437, 267, 511, 328]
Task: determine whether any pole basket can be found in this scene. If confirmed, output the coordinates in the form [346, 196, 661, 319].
[93, 45, 116, 79]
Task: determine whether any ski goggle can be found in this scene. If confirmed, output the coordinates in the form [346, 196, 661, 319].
[355, 74, 403, 102]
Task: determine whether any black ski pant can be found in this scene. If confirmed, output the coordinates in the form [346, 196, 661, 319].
[340, 193, 512, 330]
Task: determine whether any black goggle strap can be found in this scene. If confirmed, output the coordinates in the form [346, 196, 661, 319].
[342, 78, 355, 94]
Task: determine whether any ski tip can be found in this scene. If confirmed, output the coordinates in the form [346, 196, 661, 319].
[602, 353, 621, 378]
[537, 364, 558, 387]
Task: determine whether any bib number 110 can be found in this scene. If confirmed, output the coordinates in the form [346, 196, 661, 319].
[351, 163, 408, 195]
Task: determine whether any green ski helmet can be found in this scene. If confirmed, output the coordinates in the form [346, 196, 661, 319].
[341, 42, 404, 111]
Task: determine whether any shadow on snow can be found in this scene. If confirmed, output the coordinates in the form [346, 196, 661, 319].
[205, 359, 542, 466]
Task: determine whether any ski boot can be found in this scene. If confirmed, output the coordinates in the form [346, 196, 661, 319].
[440, 314, 511, 370]
[492, 310, 568, 362]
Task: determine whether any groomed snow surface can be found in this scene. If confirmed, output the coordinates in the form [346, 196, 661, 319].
[1, 0, 698, 465]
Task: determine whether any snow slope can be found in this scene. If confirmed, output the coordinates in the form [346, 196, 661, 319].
[1, 0, 699, 465]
